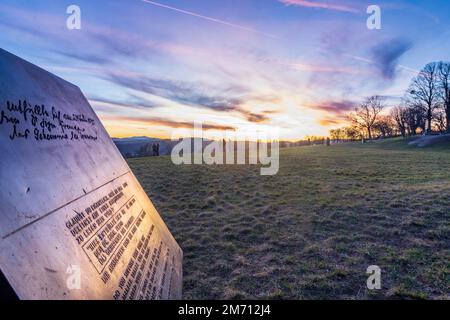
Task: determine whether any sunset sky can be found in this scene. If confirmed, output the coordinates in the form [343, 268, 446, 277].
[1, 0, 450, 140]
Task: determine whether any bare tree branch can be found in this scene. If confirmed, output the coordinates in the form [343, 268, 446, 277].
[349, 96, 385, 140]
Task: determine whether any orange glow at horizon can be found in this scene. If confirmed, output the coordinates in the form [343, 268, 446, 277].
[100, 113, 346, 141]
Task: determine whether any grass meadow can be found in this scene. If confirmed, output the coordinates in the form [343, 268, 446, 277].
[128, 139, 450, 299]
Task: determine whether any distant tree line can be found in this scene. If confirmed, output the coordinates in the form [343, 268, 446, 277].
[330, 61, 450, 141]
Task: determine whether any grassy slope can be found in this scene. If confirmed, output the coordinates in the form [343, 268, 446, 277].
[128, 140, 450, 299]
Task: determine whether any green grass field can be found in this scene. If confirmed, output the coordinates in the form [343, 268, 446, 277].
[128, 139, 450, 299]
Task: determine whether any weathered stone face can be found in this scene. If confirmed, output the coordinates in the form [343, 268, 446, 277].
[0, 48, 182, 300]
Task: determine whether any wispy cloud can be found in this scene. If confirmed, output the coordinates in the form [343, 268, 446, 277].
[106, 73, 244, 112]
[340, 37, 416, 80]
[306, 100, 356, 115]
[0, 4, 204, 64]
[102, 115, 236, 131]
[267, 58, 363, 74]
[104, 72, 270, 123]
[279, 0, 359, 13]
[312, 100, 356, 127]
[319, 118, 342, 126]
[370, 38, 413, 80]
[89, 96, 156, 110]
[140, 0, 280, 39]
[237, 109, 269, 123]
[52, 50, 111, 65]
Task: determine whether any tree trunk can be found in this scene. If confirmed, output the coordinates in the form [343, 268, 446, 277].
[446, 107, 450, 133]
[427, 107, 432, 134]
[368, 127, 372, 140]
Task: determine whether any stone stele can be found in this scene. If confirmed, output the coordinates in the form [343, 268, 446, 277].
[0, 48, 182, 300]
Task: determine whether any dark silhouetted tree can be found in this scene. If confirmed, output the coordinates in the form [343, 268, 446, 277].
[344, 126, 361, 140]
[438, 61, 450, 132]
[434, 110, 447, 133]
[391, 106, 408, 138]
[407, 62, 441, 133]
[373, 115, 395, 138]
[405, 103, 426, 135]
[349, 96, 384, 140]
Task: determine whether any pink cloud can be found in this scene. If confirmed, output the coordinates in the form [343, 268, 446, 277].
[279, 0, 360, 13]
[262, 58, 365, 75]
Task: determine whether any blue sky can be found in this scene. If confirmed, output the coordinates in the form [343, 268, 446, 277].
[1, 0, 450, 139]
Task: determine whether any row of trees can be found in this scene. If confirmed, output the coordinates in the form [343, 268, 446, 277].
[330, 61, 450, 140]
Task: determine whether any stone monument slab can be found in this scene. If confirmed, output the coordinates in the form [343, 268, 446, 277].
[0, 48, 182, 300]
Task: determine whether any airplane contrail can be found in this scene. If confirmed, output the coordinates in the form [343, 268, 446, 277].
[140, 0, 280, 39]
[345, 54, 420, 75]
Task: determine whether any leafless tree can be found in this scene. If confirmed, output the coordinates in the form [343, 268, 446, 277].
[438, 61, 450, 132]
[373, 115, 396, 138]
[344, 126, 361, 140]
[349, 96, 384, 140]
[407, 62, 441, 133]
[391, 106, 409, 137]
[433, 110, 447, 133]
[405, 102, 426, 135]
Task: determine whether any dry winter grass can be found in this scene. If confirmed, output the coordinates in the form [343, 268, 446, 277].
[128, 138, 450, 299]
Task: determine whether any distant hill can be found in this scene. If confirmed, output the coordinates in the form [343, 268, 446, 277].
[113, 136, 175, 158]
[113, 136, 327, 159]
[112, 136, 212, 158]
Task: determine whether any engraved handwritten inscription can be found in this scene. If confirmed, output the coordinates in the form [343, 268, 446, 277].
[0, 99, 98, 141]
